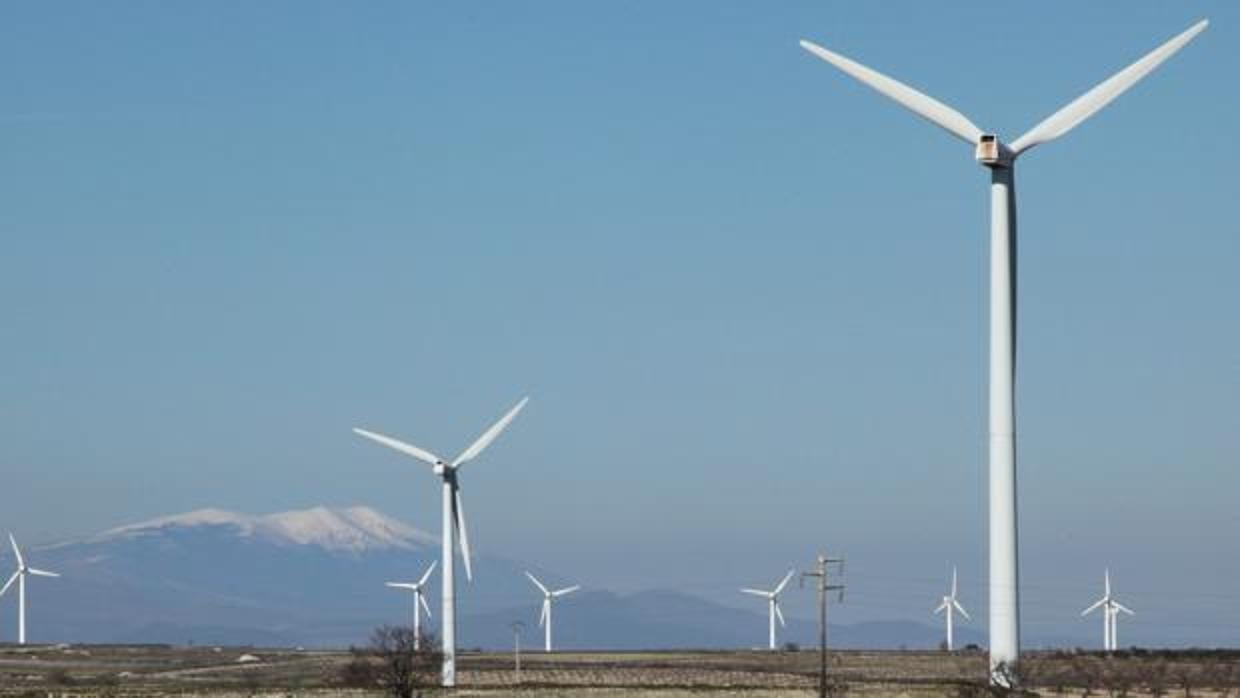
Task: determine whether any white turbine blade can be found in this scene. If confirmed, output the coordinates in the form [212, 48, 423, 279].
[740, 588, 770, 598]
[1010, 20, 1208, 155]
[953, 598, 971, 620]
[453, 487, 473, 581]
[1114, 602, 1135, 616]
[798, 39, 984, 145]
[352, 428, 443, 467]
[417, 559, 439, 587]
[0, 570, 18, 597]
[419, 592, 433, 619]
[9, 533, 24, 568]
[386, 582, 418, 590]
[1105, 569, 1111, 598]
[451, 397, 529, 469]
[951, 567, 958, 598]
[774, 602, 786, 628]
[538, 600, 548, 627]
[1081, 598, 1106, 616]
[773, 569, 796, 596]
[552, 585, 580, 597]
[525, 571, 550, 596]
[933, 599, 948, 615]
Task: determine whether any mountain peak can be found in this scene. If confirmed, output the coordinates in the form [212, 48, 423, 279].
[96, 505, 437, 553]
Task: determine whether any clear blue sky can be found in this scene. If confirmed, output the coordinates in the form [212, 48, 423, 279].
[2, 1, 1237, 645]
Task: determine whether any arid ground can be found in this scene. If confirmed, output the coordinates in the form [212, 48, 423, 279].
[2, 644, 1240, 696]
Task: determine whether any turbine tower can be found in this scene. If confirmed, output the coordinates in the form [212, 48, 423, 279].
[740, 569, 796, 650]
[0, 534, 60, 645]
[525, 571, 579, 653]
[933, 567, 971, 651]
[1081, 569, 1133, 651]
[385, 559, 438, 651]
[799, 20, 1206, 679]
[354, 396, 529, 687]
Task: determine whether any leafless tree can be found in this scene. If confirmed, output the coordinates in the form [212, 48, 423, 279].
[340, 625, 442, 698]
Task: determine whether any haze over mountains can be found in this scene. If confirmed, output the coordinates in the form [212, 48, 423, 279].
[0, 505, 983, 650]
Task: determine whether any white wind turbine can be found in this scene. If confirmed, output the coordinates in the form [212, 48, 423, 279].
[0, 534, 60, 645]
[385, 559, 438, 651]
[933, 567, 971, 651]
[799, 20, 1207, 679]
[354, 396, 529, 687]
[740, 569, 796, 651]
[525, 571, 579, 653]
[1081, 569, 1133, 652]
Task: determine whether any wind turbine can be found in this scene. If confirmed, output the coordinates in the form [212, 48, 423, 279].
[740, 569, 796, 650]
[525, 571, 579, 653]
[933, 567, 971, 651]
[0, 534, 60, 645]
[354, 396, 529, 687]
[799, 19, 1207, 679]
[1081, 569, 1133, 651]
[385, 559, 438, 651]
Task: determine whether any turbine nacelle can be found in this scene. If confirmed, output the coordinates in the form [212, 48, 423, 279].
[975, 135, 1014, 168]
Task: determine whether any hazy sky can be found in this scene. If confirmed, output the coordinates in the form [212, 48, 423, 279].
[2, 1, 1237, 646]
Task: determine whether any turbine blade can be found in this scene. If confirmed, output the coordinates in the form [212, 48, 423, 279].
[0, 571, 17, 597]
[933, 600, 948, 615]
[451, 397, 529, 469]
[773, 569, 796, 596]
[552, 585, 580, 597]
[538, 600, 548, 627]
[385, 582, 418, 589]
[1115, 602, 1135, 616]
[953, 599, 971, 620]
[419, 592, 433, 619]
[774, 602, 786, 627]
[951, 567, 958, 598]
[1081, 598, 1106, 616]
[1010, 20, 1208, 155]
[798, 39, 984, 145]
[525, 571, 550, 595]
[418, 560, 439, 587]
[353, 428, 443, 467]
[454, 487, 473, 581]
[9, 534, 24, 568]
[740, 588, 770, 597]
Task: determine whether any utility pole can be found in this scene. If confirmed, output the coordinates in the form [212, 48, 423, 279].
[509, 621, 525, 683]
[801, 553, 845, 698]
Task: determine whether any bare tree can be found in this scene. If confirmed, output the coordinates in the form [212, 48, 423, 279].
[340, 625, 443, 698]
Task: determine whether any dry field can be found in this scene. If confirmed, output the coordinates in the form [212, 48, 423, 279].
[2, 644, 1239, 696]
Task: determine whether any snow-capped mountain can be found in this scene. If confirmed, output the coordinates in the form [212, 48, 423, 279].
[0, 506, 981, 650]
[90, 506, 437, 553]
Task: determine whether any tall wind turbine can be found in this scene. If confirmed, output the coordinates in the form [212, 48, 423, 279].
[740, 569, 796, 650]
[385, 559, 438, 651]
[799, 20, 1207, 678]
[525, 571, 579, 653]
[0, 534, 60, 645]
[354, 396, 529, 687]
[933, 567, 971, 651]
[1081, 569, 1133, 651]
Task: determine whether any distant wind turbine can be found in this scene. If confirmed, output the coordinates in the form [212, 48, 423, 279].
[525, 571, 579, 653]
[1081, 569, 1133, 651]
[0, 534, 60, 645]
[933, 567, 970, 651]
[799, 19, 1207, 679]
[385, 560, 438, 651]
[740, 569, 796, 650]
[354, 396, 529, 687]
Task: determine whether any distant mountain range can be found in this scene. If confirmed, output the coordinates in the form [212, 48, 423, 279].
[0, 506, 983, 650]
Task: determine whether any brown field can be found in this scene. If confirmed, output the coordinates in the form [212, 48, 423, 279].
[2, 644, 1240, 696]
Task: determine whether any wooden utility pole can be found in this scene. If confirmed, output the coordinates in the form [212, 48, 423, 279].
[801, 553, 845, 698]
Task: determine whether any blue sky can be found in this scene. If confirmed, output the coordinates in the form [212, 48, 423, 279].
[2, 1, 1237, 645]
